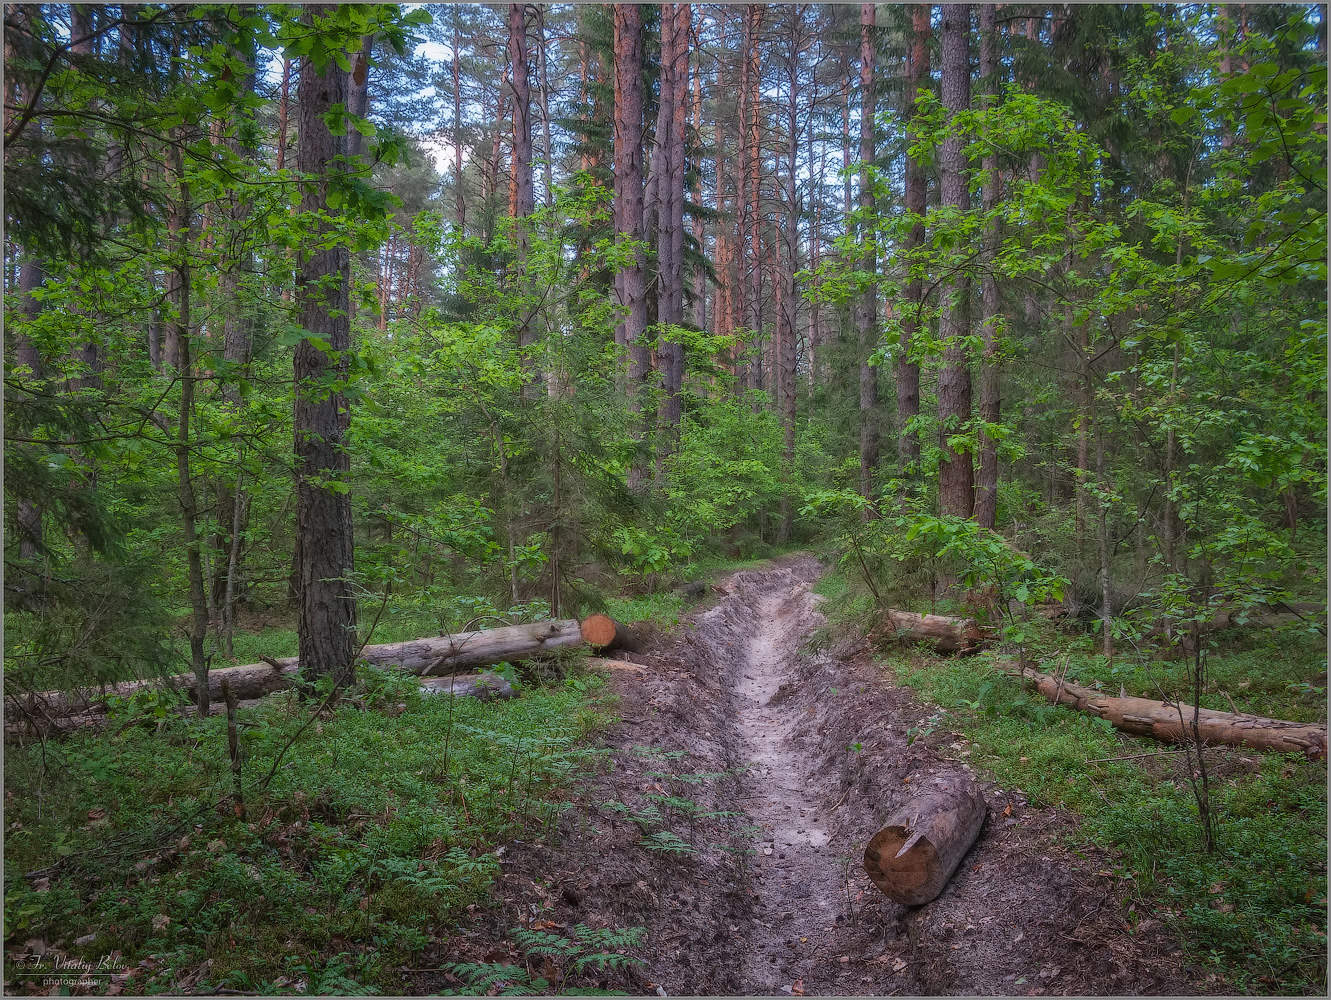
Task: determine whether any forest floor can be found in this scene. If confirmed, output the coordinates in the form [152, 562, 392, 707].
[7, 554, 1320, 995]
[422, 555, 1206, 996]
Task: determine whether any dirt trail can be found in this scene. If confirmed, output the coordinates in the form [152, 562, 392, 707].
[733, 579, 842, 993]
[427, 556, 1202, 996]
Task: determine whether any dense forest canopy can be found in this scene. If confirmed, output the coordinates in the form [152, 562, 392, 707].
[2, 3, 1327, 996]
[5, 2, 1324, 690]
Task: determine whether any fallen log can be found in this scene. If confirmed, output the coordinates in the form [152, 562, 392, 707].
[418, 671, 516, 701]
[875, 610, 991, 655]
[579, 613, 649, 654]
[1009, 664, 1327, 759]
[9, 619, 587, 730]
[863, 772, 987, 906]
[585, 656, 648, 675]
[1193, 602, 1325, 633]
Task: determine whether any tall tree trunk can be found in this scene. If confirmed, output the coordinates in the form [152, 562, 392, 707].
[212, 24, 259, 654]
[167, 142, 210, 718]
[937, 3, 974, 519]
[656, 4, 689, 464]
[451, 12, 466, 233]
[276, 57, 292, 170]
[294, 11, 357, 687]
[345, 34, 373, 161]
[613, 4, 650, 490]
[857, 2, 879, 505]
[898, 3, 930, 473]
[14, 257, 45, 562]
[508, 1, 536, 370]
[535, 6, 554, 208]
[975, 4, 1001, 530]
[777, 6, 803, 540]
[691, 62, 706, 332]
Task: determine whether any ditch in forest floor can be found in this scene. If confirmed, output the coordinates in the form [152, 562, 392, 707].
[424, 555, 1205, 996]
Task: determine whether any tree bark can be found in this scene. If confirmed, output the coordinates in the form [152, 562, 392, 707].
[898, 4, 930, 473]
[875, 609, 992, 655]
[863, 772, 987, 905]
[166, 140, 210, 719]
[777, 6, 804, 540]
[937, 3, 974, 519]
[11, 620, 589, 729]
[975, 4, 1001, 530]
[857, 2, 879, 505]
[1013, 665, 1327, 758]
[655, 4, 689, 462]
[294, 9, 358, 687]
[613, 4, 650, 490]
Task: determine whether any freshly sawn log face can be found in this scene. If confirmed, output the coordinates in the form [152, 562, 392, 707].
[1019, 667, 1327, 758]
[877, 610, 990, 655]
[579, 613, 648, 653]
[863, 772, 987, 906]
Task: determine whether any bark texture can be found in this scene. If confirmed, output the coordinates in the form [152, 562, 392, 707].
[294, 12, 358, 686]
[938, 3, 974, 518]
[898, 4, 930, 472]
[613, 4, 650, 489]
[863, 772, 987, 905]
[975, 4, 1001, 530]
[856, 2, 879, 503]
[1014, 665, 1328, 758]
[875, 609, 992, 655]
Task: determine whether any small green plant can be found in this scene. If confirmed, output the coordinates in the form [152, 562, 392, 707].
[444, 924, 645, 995]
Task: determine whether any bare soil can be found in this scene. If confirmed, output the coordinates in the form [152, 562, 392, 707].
[421, 556, 1205, 996]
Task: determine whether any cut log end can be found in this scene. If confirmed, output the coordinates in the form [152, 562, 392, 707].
[862, 775, 987, 906]
[579, 614, 648, 653]
[580, 613, 621, 647]
[864, 826, 939, 898]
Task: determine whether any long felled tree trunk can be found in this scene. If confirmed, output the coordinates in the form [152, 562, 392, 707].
[897, 3, 930, 475]
[613, 4, 650, 491]
[857, 2, 879, 505]
[294, 9, 357, 688]
[937, 3, 974, 519]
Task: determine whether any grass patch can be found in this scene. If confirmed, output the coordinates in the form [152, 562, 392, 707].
[817, 564, 1327, 994]
[4, 667, 615, 995]
[891, 650, 1327, 993]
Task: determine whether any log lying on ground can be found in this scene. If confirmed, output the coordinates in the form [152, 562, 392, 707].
[9, 619, 588, 730]
[579, 613, 649, 654]
[1009, 664, 1327, 758]
[1193, 602, 1325, 634]
[863, 772, 987, 906]
[874, 610, 992, 655]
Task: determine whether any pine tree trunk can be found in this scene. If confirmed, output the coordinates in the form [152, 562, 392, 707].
[857, 2, 879, 506]
[294, 11, 358, 687]
[613, 4, 650, 490]
[451, 13, 466, 233]
[655, 4, 689, 463]
[937, 3, 974, 519]
[167, 142, 210, 718]
[975, 4, 1001, 530]
[778, 7, 803, 540]
[898, 3, 930, 472]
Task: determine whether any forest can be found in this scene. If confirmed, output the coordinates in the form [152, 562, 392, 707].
[3, 2, 1327, 996]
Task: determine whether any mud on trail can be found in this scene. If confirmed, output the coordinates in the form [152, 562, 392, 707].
[421, 556, 1202, 996]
